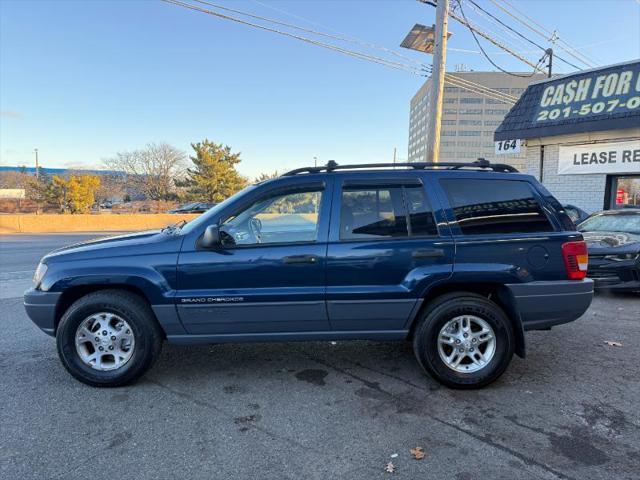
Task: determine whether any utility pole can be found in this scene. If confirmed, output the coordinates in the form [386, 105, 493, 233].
[393, 147, 397, 164]
[426, 0, 449, 163]
[34, 148, 39, 180]
[546, 48, 553, 78]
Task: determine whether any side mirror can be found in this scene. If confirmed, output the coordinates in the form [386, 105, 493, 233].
[201, 224, 221, 248]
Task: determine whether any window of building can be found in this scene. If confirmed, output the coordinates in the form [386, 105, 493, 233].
[459, 109, 483, 115]
[460, 97, 484, 104]
[457, 141, 482, 147]
[444, 87, 459, 92]
[443, 98, 458, 104]
[484, 120, 502, 126]
[443, 109, 458, 115]
[442, 119, 456, 125]
[440, 179, 554, 235]
[457, 152, 480, 158]
[441, 130, 457, 136]
[459, 131, 481, 136]
[485, 98, 507, 104]
[485, 109, 509, 116]
[510, 88, 525, 95]
[459, 119, 482, 125]
[441, 141, 457, 147]
[340, 185, 437, 239]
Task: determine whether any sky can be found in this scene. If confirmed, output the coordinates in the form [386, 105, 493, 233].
[1, 0, 639, 179]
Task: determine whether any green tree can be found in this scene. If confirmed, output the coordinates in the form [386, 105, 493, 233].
[32, 174, 101, 213]
[26, 171, 53, 212]
[66, 175, 101, 213]
[254, 170, 279, 183]
[177, 140, 247, 202]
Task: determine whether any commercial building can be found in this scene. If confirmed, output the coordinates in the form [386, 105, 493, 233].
[408, 71, 546, 169]
[495, 60, 640, 213]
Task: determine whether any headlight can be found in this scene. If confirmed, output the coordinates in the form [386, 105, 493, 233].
[603, 253, 638, 262]
[33, 261, 48, 287]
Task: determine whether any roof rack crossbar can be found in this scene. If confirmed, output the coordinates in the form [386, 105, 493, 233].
[283, 159, 518, 176]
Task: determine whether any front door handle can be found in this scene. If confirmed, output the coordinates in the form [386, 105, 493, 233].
[412, 248, 445, 259]
[283, 254, 319, 264]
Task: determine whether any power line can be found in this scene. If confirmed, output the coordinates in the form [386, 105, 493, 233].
[247, 0, 426, 68]
[444, 78, 516, 104]
[425, 64, 521, 101]
[463, 0, 536, 54]
[464, 0, 583, 71]
[454, 0, 548, 77]
[489, 0, 600, 67]
[161, 0, 428, 76]
[442, 73, 519, 102]
[418, 0, 547, 74]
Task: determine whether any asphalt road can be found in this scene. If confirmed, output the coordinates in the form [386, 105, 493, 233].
[1, 234, 638, 480]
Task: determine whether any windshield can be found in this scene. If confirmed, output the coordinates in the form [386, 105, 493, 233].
[578, 213, 640, 235]
[179, 185, 258, 235]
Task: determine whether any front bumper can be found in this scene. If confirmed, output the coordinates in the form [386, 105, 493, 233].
[23, 288, 61, 336]
[587, 259, 640, 292]
[505, 279, 594, 331]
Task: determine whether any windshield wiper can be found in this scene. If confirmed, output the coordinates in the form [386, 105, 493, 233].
[161, 219, 188, 234]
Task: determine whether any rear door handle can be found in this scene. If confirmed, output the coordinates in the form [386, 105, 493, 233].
[412, 248, 445, 259]
[283, 254, 319, 264]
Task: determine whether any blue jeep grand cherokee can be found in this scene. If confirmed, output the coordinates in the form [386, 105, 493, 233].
[24, 160, 594, 389]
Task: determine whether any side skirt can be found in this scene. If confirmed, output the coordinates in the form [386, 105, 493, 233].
[166, 330, 409, 345]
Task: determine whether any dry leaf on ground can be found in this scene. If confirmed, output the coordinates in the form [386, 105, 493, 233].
[604, 341, 623, 347]
[410, 446, 425, 460]
[384, 462, 395, 473]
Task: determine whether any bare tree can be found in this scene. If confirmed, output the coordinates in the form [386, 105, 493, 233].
[104, 143, 186, 202]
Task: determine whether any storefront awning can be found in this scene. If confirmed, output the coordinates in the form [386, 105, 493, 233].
[494, 60, 640, 141]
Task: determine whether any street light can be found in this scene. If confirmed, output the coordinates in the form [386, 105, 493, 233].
[34, 148, 39, 179]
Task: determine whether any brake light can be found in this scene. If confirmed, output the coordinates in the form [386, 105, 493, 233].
[562, 241, 588, 280]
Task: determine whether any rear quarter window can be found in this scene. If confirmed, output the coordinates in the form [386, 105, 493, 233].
[440, 178, 554, 235]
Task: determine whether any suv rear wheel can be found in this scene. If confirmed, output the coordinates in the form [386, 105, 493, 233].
[56, 290, 163, 387]
[413, 292, 514, 389]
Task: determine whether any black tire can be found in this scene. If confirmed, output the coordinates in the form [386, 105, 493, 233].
[56, 290, 163, 387]
[412, 292, 514, 389]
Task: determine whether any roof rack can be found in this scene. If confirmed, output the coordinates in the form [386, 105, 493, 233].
[283, 158, 518, 176]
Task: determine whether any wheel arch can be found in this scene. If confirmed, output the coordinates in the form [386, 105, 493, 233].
[54, 284, 154, 333]
[408, 282, 526, 358]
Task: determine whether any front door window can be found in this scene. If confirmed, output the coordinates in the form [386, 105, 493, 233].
[221, 189, 323, 246]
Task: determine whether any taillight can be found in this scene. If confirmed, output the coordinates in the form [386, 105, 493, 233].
[562, 241, 588, 280]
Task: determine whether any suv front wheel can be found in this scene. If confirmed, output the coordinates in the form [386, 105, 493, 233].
[413, 292, 514, 389]
[56, 290, 163, 387]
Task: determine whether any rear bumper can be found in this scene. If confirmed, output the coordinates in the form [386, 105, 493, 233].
[23, 288, 60, 336]
[505, 279, 594, 331]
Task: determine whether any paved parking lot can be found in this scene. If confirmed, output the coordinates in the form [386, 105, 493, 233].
[1, 234, 638, 480]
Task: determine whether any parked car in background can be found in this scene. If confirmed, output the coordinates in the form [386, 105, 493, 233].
[169, 202, 216, 214]
[24, 160, 593, 389]
[578, 209, 640, 292]
[564, 204, 589, 224]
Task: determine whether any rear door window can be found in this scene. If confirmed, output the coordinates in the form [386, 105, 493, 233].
[440, 178, 554, 235]
[340, 187, 407, 239]
[339, 184, 438, 240]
